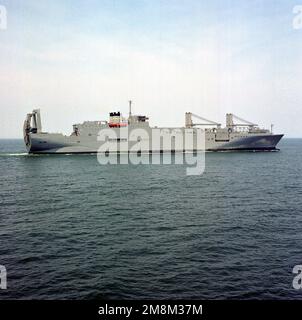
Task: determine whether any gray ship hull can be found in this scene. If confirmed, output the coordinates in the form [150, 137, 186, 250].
[25, 132, 283, 154]
[207, 134, 283, 151]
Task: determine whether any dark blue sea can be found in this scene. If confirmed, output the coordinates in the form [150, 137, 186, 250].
[0, 139, 302, 300]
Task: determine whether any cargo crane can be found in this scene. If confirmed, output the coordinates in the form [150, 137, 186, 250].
[185, 112, 221, 129]
[226, 113, 257, 128]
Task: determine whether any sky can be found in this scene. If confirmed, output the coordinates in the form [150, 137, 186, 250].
[0, 0, 302, 138]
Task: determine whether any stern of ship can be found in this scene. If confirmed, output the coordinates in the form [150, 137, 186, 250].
[23, 109, 45, 153]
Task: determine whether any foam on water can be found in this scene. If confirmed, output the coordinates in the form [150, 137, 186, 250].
[0, 153, 29, 156]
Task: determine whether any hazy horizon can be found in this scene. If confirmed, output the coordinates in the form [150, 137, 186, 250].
[1, 0, 302, 139]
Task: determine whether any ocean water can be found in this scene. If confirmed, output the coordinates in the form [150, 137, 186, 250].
[0, 138, 302, 300]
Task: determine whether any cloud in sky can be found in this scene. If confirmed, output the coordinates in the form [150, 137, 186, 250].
[0, 0, 302, 138]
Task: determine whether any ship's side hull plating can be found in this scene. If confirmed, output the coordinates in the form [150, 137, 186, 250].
[25, 131, 284, 154]
[208, 134, 283, 151]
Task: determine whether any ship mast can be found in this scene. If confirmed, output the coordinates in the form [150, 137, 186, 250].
[129, 100, 132, 117]
[128, 100, 132, 124]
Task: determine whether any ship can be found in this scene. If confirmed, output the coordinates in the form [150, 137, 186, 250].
[23, 101, 283, 154]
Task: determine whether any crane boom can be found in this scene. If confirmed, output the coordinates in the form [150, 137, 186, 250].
[190, 113, 221, 126]
[185, 112, 221, 128]
[231, 114, 257, 126]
